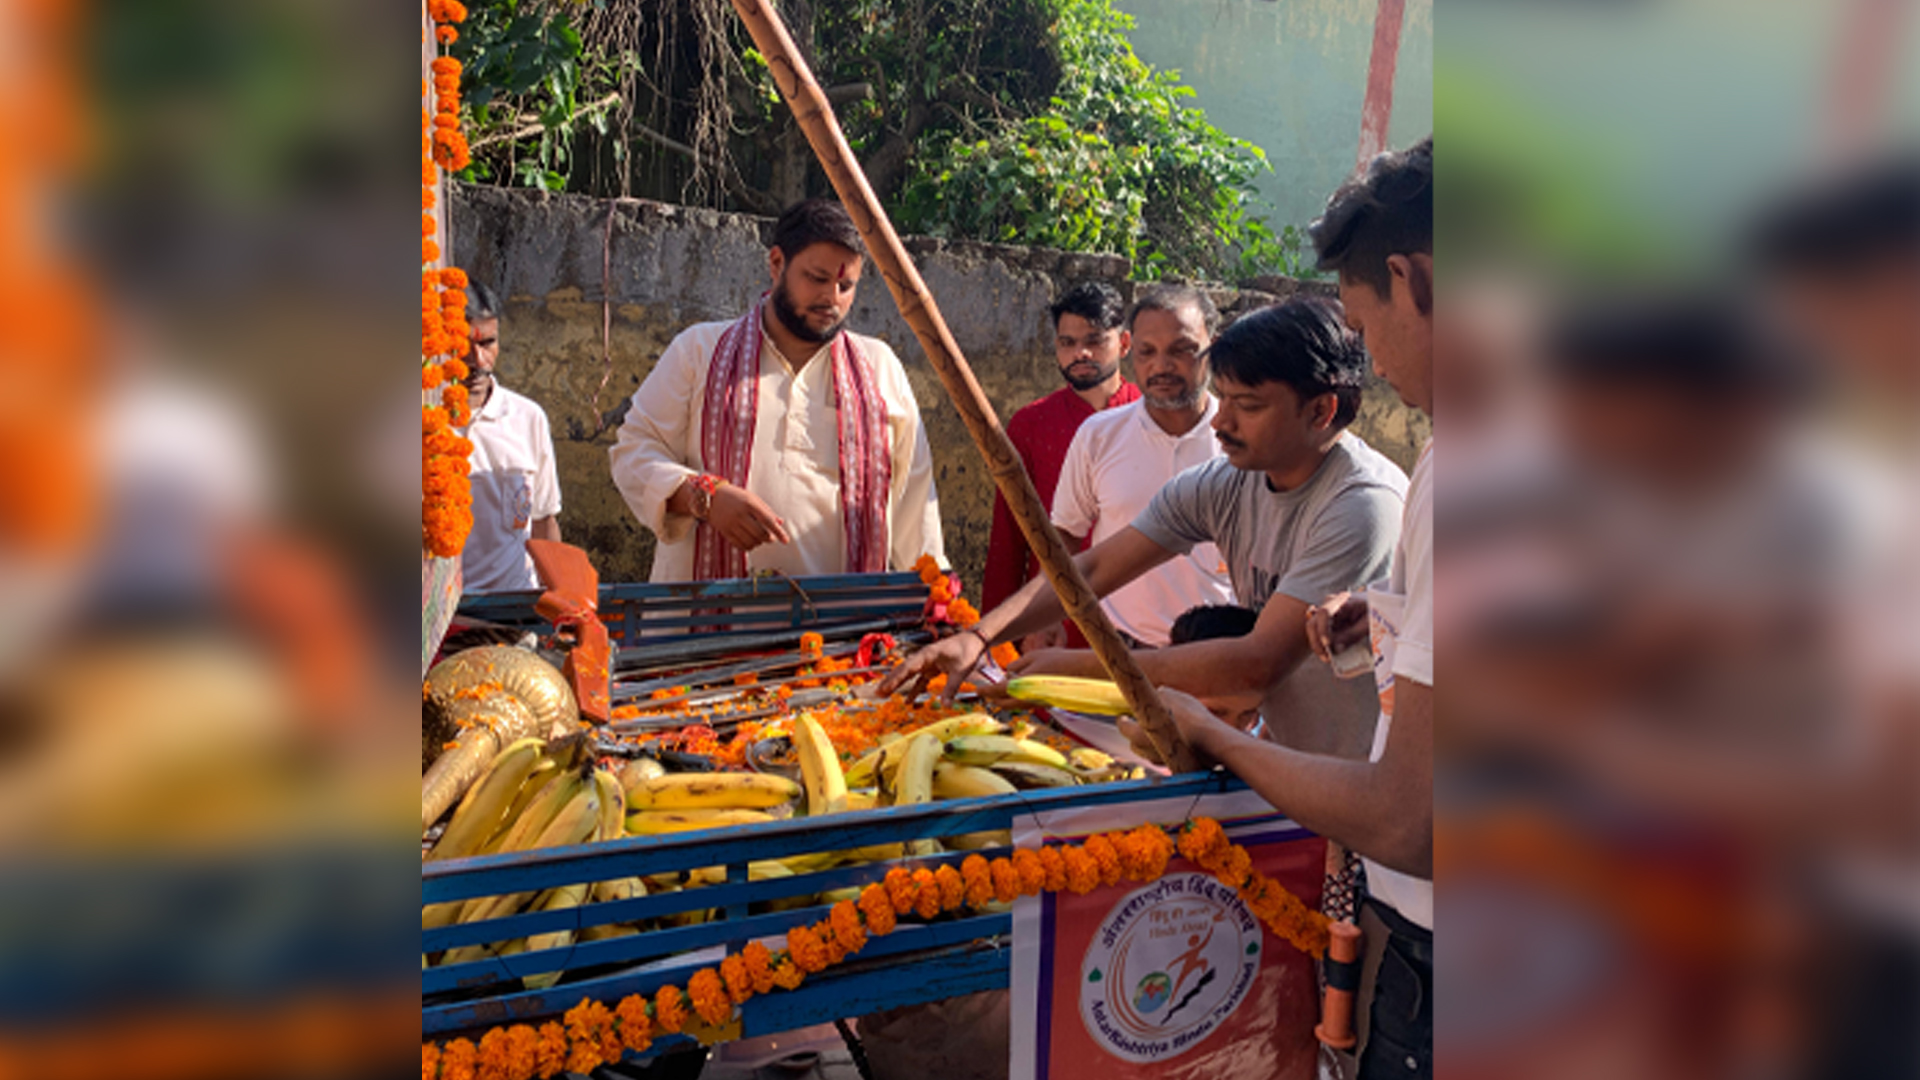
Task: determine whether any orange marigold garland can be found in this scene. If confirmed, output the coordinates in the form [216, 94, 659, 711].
[422, 0, 474, 559]
[423, 819, 1328, 1073]
[687, 968, 731, 1027]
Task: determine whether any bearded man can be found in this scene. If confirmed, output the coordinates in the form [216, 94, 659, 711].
[610, 199, 944, 581]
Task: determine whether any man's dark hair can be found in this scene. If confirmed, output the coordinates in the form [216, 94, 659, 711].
[1049, 281, 1126, 331]
[1204, 296, 1369, 427]
[1169, 604, 1261, 646]
[770, 199, 867, 262]
[466, 280, 501, 323]
[1310, 136, 1433, 299]
[1747, 153, 1920, 276]
[1127, 283, 1221, 337]
[1544, 294, 1808, 399]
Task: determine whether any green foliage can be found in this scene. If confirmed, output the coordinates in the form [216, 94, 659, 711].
[450, 0, 615, 192]
[447, 0, 1310, 281]
[892, 0, 1305, 280]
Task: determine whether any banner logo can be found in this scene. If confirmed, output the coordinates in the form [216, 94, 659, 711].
[1078, 873, 1261, 1063]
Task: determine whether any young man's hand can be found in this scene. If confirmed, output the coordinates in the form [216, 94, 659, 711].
[1306, 591, 1370, 665]
[1116, 688, 1229, 768]
[874, 632, 987, 703]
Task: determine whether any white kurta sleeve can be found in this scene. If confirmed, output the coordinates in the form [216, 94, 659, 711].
[876, 341, 945, 570]
[609, 326, 708, 544]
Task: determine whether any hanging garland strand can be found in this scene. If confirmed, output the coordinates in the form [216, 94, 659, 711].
[421, 818, 1329, 1078]
[422, 1, 475, 558]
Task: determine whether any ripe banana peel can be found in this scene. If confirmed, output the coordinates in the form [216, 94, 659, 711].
[943, 735, 1069, 770]
[522, 882, 589, 990]
[1005, 675, 1130, 716]
[429, 737, 546, 862]
[931, 761, 1019, 799]
[793, 716, 847, 816]
[627, 772, 801, 812]
[988, 761, 1079, 789]
[846, 713, 1003, 786]
[626, 807, 775, 834]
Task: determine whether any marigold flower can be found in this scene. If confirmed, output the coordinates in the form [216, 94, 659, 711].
[720, 953, 754, 1005]
[440, 1039, 477, 1080]
[1037, 845, 1068, 892]
[1062, 845, 1100, 894]
[423, 1043, 440, 1080]
[770, 956, 806, 990]
[1218, 844, 1253, 888]
[799, 631, 824, 656]
[652, 986, 687, 1034]
[532, 1023, 567, 1079]
[989, 642, 1020, 668]
[1011, 848, 1047, 895]
[436, 24, 458, 43]
[912, 868, 942, 919]
[476, 1028, 510, 1080]
[1178, 818, 1229, 866]
[505, 1026, 540, 1080]
[858, 883, 896, 936]
[933, 864, 965, 911]
[741, 941, 776, 993]
[688, 968, 732, 1026]
[956, 853, 990, 903]
[1084, 833, 1123, 887]
[988, 858, 1020, 903]
[830, 900, 868, 954]
[787, 924, 831, 973]
[884, 867, 917, 915]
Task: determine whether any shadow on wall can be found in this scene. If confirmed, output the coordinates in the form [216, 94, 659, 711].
[449, 185, 1430, 590]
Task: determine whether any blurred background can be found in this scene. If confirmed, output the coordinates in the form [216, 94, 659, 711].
[1435, 1, 1917, 1078]
[0, 0, 419, 1076]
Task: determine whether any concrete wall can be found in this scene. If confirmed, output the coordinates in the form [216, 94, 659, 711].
[450, 183, 1428, 592]
[1114, 0, 1434, 233]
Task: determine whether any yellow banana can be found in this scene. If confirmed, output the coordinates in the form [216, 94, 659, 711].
[895, 733, 941, 806]
[1068, 747, 1115, 773]
[591, 768, 626, 842]
[1005, 675, 1130, 716]
[592, 875, 648, 904]
[627, 771, 801, 811]
[943, 829, 1012, 851]
[943, 735, 1069, 770]
[989, 761, 1080, 789]
[626, 807, 775, 834]
[793, 716, 847, 816]
[522, 882, 589, 990]
[845, 713, 1004, 786]
[932, 761, 1019, 800]
[581, 923, 638, 943]
[452, 778, 601, 936]
[474, 759, 559, 854]
[843, 790, 879, 812]
[484, 769, 586, 856]
[429, 738, 546, 862]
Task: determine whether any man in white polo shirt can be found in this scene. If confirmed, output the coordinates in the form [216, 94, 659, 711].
[458, 282, 563, 593]
[1051, 284, 1234, 647]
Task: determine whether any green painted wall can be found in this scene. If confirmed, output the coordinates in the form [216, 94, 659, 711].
[1112, 0, 1433, 237]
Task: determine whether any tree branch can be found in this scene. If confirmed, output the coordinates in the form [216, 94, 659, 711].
[469, 92, 623, 151]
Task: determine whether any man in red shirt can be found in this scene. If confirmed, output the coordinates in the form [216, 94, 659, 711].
[981, 282, 1141, 649]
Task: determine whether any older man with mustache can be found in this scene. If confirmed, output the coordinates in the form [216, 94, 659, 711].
[1047, 284, 1235, 650]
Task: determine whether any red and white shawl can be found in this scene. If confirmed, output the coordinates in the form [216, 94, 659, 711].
[693, 298, 892, 581]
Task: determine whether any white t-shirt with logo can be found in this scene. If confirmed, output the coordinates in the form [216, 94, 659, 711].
[1362, 439, 1433, 930]
[460, 384, 562, 594]
[1052, 398, 1234, 646]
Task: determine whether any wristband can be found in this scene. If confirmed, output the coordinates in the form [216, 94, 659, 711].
[962, 627, 993, 654]
[687, 473, 723, 521]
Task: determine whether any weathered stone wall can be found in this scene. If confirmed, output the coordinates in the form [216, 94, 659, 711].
[450, 184, 1429, 591]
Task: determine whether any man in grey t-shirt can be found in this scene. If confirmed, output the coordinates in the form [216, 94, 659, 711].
[881, 296, 1408, 759]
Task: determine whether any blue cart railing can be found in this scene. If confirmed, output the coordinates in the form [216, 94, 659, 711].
[423, 770, 1248, 1052]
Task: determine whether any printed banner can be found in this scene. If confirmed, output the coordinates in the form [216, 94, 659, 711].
[1010, 790, 1326, 1080]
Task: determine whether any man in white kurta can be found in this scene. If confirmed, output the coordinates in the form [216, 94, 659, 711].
[609, 199, 944, 581]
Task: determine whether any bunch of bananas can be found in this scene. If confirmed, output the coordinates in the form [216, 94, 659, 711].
[423, 734, 642, 988]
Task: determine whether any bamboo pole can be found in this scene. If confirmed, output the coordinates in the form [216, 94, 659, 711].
[726, 0, 1200, 773]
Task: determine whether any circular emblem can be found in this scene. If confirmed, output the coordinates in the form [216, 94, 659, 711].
[1078, 872, 1261, 1063]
